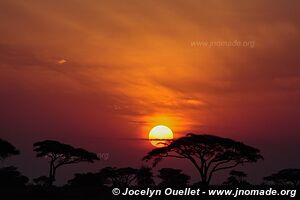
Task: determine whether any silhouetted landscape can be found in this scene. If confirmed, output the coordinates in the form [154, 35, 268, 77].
[1, 136, 299, 199]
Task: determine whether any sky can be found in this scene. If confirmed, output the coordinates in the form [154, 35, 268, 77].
[0, 0, 300, 184]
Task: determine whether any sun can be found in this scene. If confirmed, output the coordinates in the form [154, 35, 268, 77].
[149, 125, 174, 147]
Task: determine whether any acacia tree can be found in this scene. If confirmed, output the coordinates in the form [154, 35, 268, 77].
[0, 138, 20, 161]
[143, 133, 263, 186]
[33, 140, 99, 186]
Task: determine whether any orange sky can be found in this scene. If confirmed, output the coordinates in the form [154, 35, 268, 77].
[1, 0, 300, 184]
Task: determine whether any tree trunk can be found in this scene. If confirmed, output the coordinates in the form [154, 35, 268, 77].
[48, 160, 54, 186]
[201, 177, 209, 188]
[51, 166, 57, 185]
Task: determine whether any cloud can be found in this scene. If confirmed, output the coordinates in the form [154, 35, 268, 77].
[1, 0, 300, 136]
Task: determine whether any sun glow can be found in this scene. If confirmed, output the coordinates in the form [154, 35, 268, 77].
[149, 125, 174, 147]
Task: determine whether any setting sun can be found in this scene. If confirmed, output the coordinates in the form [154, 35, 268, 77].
[149, 125, 174, 147]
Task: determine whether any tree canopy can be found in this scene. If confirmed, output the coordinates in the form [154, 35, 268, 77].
[136, 166, 155, 187]
[0, 166, 28, 187]
[264, 169, 300, 186]
[158, 168, 190, 187]
[0, 138, 20, 161]
[33, 140, 99, 186]
[101, 167, 138, 187]
[68, 166, 154, 188]
[143, 133, 263, 186]
[68, 172, 108, 187]
[223, 170, 250, 186]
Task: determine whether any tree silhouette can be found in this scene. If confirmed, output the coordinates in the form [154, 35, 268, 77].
[223, 170, 250, 186]
[136, 166, 155, 187]
[68, 172, 108, 187]
[0, 166, 28, 188]
[143, 133, 263, 186]
[101, 167, 138, 187]
[158, 168, 190, 187]
[33, 140, 99, 186]
[33, 176, 52, 187]
[67, 166, 154, 188]
[0, 138, 20, 161]
[264, 169, 300, 186]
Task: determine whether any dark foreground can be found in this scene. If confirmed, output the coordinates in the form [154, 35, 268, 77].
[1, 186, 298, 200]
